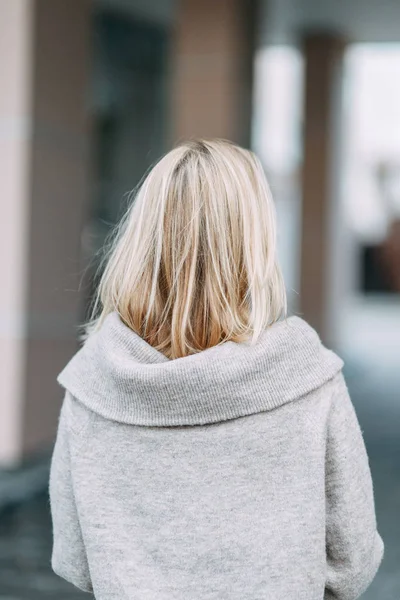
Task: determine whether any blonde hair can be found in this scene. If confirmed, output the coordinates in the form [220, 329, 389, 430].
[87, 139, 286, 359]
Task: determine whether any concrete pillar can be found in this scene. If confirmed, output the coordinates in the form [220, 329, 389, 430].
[171, 0, 257, 146]
[0, 0, 91, 466]
[300, 33, 347, 341]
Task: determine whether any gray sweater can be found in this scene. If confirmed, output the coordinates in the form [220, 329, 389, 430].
[50, 312, 384, 600]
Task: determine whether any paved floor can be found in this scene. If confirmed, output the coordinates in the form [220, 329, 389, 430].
[0, 352, 398, 599]
[0, 493, 86, 599]
[343, 364, 400, 600]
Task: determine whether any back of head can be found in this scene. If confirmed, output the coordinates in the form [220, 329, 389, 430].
[87, 139, 286, 359]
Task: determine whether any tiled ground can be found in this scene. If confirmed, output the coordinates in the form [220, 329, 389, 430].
[0, 360, 398, 599]
[0, 494, 86, 599]
[345, 364, 400, 600]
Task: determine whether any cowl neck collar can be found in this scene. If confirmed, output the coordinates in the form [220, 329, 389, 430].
[57, 312, 343, 426]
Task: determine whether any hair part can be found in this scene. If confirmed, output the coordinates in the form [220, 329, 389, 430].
[86, 139, 287, 359]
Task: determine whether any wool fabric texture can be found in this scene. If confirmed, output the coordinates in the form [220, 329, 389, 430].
[50, 312, 384, 600]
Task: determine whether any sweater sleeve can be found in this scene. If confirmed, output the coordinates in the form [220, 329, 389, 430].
[324, 373, 384, 600]
[49, 392, 93, 593]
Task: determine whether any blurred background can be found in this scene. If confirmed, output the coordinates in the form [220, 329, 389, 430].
[0, 0, 399, 598]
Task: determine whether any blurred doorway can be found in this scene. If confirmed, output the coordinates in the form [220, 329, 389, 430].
[82, 9, 169, 317]
[340, 44, 400, 366]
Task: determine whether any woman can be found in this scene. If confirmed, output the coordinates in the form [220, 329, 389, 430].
[49, 139, 383, 599]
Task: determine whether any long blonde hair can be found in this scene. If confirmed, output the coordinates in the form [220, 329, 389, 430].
[87, 139, 286, 359]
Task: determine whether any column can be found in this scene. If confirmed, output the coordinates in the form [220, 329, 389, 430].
[171, 0, 257, 147]
[300, 33, 347, 341]
[0, 0, 91, 465]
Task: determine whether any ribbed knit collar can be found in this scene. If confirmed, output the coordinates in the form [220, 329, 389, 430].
[57, 312, 343, 426]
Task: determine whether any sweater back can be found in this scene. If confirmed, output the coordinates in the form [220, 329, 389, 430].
[49, 312, 383, 600]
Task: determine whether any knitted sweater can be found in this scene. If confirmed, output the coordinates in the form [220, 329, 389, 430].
[49, 312, 384, 600]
